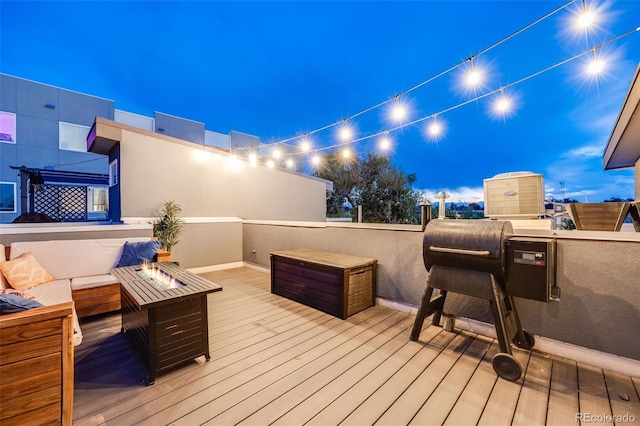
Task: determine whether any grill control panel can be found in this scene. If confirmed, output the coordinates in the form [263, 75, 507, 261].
[513, 250, 546, 266]
[506, 237, 558, 303]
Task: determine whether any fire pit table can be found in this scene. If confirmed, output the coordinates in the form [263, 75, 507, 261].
[111, 263, 222, 385]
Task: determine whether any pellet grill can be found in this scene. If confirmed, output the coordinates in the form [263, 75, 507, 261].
[410, 219, 558, 381]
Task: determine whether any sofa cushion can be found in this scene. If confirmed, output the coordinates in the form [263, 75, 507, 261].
[10, 237, 151, 280]
[116, 240, 161, 267]
[71, 274, 119, 290]
[26, 279, 83, 346]
[0, 252, 54, 291]
[0, 293, 44, 314]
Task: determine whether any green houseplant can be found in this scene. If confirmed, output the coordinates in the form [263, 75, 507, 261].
[152, 200, 184, 252]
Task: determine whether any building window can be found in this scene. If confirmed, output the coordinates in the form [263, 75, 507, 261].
[109, 159, 118, 187]
[0, 111, 16, 144]
[88, 186, 108, 212]
[59, 122, 90, 152]
[87, 186, 108, 220]
[0, 182, 17, 213]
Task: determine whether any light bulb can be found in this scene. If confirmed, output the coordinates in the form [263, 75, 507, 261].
[578, 10, 594, 28]
[342, 148, 351, 159]
[392, 104, 406, 122]
[312, 155, 321, 166]
[300, 139, 311, 152]
[496, 97, 510, 113]
[272, 148, 281, 159]
[428, 121, 442, 136]
[379, 136, 391, 151]
[249, 153, 258, 166]
[339, 126, 352, 142]
[466, 69, 481, 86]
[286, 159, 294, 168]
[587, 58, 605, 74]
[266, 159, 275, 168]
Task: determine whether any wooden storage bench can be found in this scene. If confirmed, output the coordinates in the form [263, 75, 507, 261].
[270, 249, 377, 319]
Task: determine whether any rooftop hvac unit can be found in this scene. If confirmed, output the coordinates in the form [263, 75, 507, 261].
[484, 172, 545, 219]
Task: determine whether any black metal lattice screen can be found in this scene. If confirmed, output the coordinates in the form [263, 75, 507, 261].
[33, 184, 88, 222]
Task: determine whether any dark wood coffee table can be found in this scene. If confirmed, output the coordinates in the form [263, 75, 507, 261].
[111, 263, 222, 385]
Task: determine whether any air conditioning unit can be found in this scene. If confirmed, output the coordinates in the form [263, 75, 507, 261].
[484, 172, 545, 219]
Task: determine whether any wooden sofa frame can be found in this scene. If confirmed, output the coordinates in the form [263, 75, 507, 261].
[0, 302, 75, 425]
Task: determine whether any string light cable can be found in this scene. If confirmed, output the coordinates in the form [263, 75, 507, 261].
[241, 0, 577, 153]
[311, 27, 640, 154]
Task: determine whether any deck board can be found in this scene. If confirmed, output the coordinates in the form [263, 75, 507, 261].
[578, 362, 614, 426]
[376, 332, 475, 425]
[546, 356, 579, 426]
[604, 370, 640, 422]
[512, 351, 553, 425]
[408, 334, 492, 425]
[306, 327, 441, 426]
[179, 311, 406, 425]
[443, 340, 499, 425]
[72, 267, 640, 426]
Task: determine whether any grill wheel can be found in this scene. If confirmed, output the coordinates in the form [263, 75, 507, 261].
[492, 353, 522, 382]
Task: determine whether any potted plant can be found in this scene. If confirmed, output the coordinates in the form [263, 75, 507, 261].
[152, 200, 184, 252]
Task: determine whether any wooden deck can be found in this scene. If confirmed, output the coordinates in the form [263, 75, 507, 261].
[73, 267, 640, 425]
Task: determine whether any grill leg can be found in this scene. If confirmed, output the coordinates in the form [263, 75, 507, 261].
[488, 276, 513, 355]
[411, 274, 447, 341]
[506, 295, 530, 349]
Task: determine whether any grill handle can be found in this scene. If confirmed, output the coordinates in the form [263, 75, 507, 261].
[429, 246, 491, 257]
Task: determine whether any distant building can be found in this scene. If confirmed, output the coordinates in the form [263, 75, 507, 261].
[0, 73, 259, 222]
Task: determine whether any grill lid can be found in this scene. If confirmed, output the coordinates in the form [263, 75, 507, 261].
[423, 219, 513, 282]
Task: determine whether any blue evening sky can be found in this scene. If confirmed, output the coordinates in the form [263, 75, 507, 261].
[1, 1, 639, 203]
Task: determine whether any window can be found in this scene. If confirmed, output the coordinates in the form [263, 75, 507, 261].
[109, 159, 118, 187]
[59, 122, 90, 152]
[0, 111, 16, 144]
[88, 186, 108, 212]
[0, 182, 17, 213]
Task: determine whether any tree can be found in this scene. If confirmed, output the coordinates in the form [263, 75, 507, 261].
[314, 151, 421, 224]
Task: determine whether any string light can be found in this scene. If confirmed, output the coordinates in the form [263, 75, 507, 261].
[578, 9, 594, 28]
[229, 3, 635, 172]
[266, 159, 275, 168]
[300, 137, 311, 152]
[390, 98, 408, 123]
[466, 68, 482, 87]
[249, 153, 258, 166]
[272, 148, 281, 159]
[494, 89, 511, 114]
[426, 117, 445, 141]
[379, 134, 391, 151]
[339, 123, 353, 142]
[587, 51, 605, 74]
[286, 158, 295, 168]
[241, 0, 574, 156]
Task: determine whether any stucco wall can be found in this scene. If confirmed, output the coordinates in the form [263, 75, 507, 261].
[242, 222, 640, 361]
[167, 221, 243, 269]
[118, 129, 327, 221]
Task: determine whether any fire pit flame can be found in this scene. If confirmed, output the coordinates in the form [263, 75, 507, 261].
[139, 262, 182, 289]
